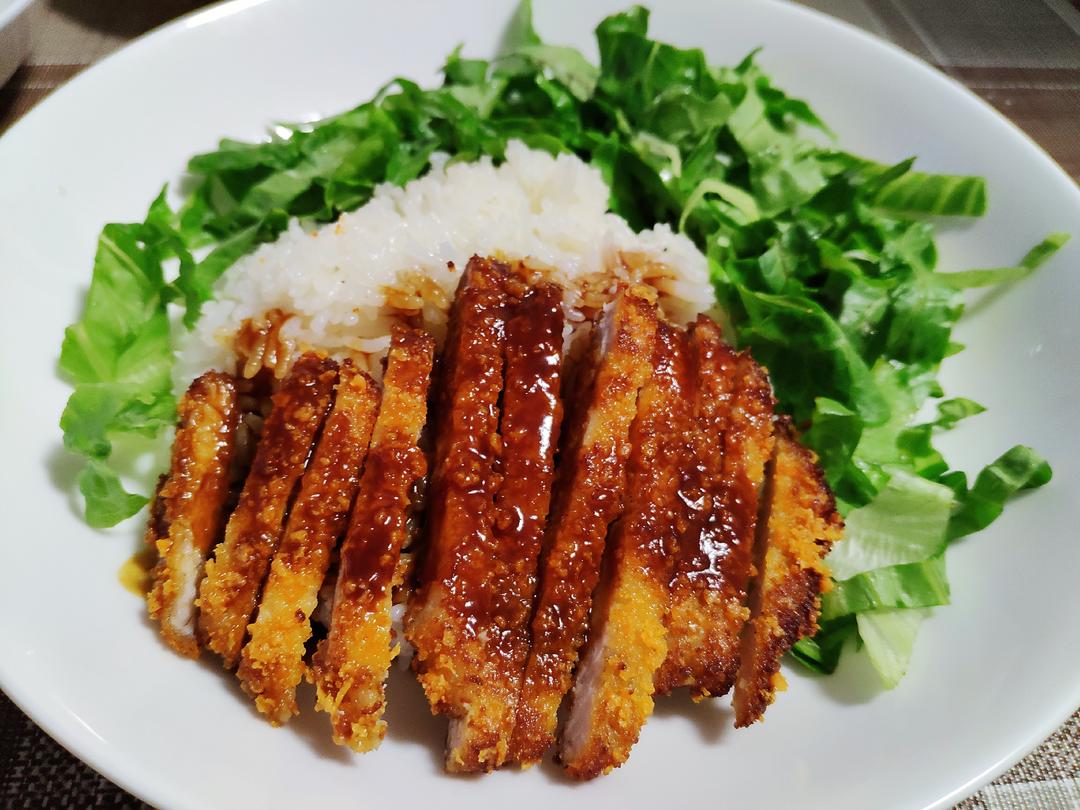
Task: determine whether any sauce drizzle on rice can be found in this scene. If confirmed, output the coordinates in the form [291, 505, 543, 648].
[175, 142, 713, 383]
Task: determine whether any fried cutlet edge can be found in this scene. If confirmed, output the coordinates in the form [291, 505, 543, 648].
[147, 372, 240, 659]
[732, 416, 843, 727]
[238, 361, 380, 725]
[311, 325, 435, 752]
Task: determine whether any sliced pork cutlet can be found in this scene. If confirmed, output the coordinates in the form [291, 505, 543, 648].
[508, 285, 658, 768]
[444, 281, 565, 771]
[404, 257, 513, 772]
[657, 316, 776, 699]
[559, 321, 691, 780]
[237, 361, 380, 725]
[147, 372, 240, 658]
[311, 326, 434, 753]
[733, 419, 842, 727]
[199, 354, 338, 667]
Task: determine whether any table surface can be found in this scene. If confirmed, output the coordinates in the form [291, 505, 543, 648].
[1, 1, 1078, 809]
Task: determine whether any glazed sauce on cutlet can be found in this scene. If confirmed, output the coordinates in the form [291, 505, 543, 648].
[486, 283, 565, 664]
[690, 482, 750, 584]
[338, 331, 434, 601]
[673, 320, 739, 589]
[225, 356, 336, 588]
[412, 257, 509, 632]
[510, 287, 658, 763]
[339, 445, 427, 599]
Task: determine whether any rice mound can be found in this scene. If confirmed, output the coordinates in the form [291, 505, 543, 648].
[176, 140, 713, 381]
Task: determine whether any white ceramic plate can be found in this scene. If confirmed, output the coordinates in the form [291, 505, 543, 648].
[1, 1, 1078, 808]
[0, 0, 34, 86]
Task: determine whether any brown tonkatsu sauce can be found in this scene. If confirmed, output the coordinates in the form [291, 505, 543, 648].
[237, 360, 380, 725]
[559, 321, 692, 779]
[657, 316, 776, 698]
[489, 282, 565, 647]
[406, 257, 515, 771]
[509, 285, 658, 766]
[312, 325, 435, 753]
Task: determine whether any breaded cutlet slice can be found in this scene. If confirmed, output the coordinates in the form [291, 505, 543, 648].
[559, 321, 691, 780]
[508, 284, 658, 768]
[311, 325, 434, 753]
[199, 354, 338, 667]
[733, 419, 842, 726]
[443, 280, 566, 772]
[237, 361, 380, 725]
[147, 372, 240, 658]
[405, 257, 513, 772]
[657, 316, 776, 699]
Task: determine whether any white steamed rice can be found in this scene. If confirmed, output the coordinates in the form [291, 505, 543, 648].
[175, 140, 713, 381]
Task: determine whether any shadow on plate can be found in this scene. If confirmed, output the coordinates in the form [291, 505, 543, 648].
[383, 664, 452, 774]
[45, 442, 84, 520]
[651, 689, 733, 745]
[795, 648, 883, 706]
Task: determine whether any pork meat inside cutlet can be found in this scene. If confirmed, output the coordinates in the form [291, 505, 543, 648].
[559, 321, 691, 780]
[237, 361, 380, 725]
[311, 325, 434, 753]
[657, 316, 776, 699]
[147, 372, 240, 658]
[405, 257, 513, 772]
[199, 354, 338, 667]
[733, 418, 842, 727]
[508, 284, 658, 768]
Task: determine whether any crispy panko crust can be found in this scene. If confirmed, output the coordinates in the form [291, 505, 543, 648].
[405, 258, 515, 772]
[733, 418, 843, 727]
[311, 326, 434, 752]
[508, 285, 658, 768]
[442, 281, 565, 771]
[199, 354, 338, 667]
[657, 316, 776, 698]
[559, 321, 691, 780]
[147, 372, 240, 658]
[237, 361, 380, 725]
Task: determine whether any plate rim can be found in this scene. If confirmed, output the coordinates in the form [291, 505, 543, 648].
[1, 1, 1078, 808]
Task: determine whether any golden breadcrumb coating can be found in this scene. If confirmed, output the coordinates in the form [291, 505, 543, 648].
[657, 316, 776, 698]
[311, 325, 434, 753]
[237, 361, 379, 724]
[405, 257, 517, 772]
[434, 281, 565, 772]
[559, 321, 691, 780]
[733, 419, 843, 726]
[146, 372, 239, 658]
[508, 284, 658, 768]
[199, 354, 338, 667]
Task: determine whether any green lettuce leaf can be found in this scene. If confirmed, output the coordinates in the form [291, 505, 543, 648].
[946, 445, 1053, 541]
[791, 616, 857, 675]
[821, 553, 949, 621]
[872, 170, 987, 216]
[59, 193, 181, 525]
[78, 459, 150, 529]
[941, 233, 1069, 289]
[856, 608, 930, 689]
[826, 468, 954, 581]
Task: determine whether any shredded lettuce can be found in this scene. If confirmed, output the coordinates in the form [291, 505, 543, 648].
[857, 608, 930, 689]
[827, 469, 954, 581]
[59, 2, 1062, 689]
[946, 445, 1053, 542]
